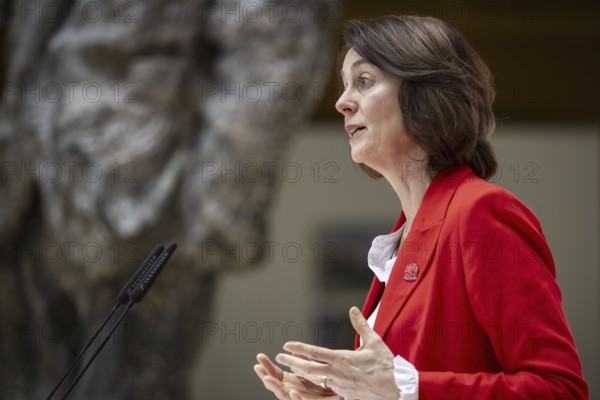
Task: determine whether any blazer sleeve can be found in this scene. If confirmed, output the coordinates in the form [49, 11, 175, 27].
[418, 189, 588, 399]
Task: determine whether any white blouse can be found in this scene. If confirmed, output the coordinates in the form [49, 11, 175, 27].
[362, 225, 419, 400]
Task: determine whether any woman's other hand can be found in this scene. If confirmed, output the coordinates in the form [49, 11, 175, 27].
[254, 352, 341, 400]
[275, 307, 400, 400]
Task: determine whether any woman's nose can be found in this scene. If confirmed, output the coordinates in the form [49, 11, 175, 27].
[335, 89, 357, 116]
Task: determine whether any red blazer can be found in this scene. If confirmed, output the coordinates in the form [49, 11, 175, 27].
[356, 165, 588, 399]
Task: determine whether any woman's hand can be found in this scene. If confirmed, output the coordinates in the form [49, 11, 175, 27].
[254, 353, 341, 400]
[274, 307, 400, 400]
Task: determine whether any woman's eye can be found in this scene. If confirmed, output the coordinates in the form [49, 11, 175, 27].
[358, 76, 371, 88]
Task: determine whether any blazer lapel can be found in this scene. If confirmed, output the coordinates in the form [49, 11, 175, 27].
[372, 165, 474, 340]
[356, 213, 406, 348]
[360, 211, 407, 318]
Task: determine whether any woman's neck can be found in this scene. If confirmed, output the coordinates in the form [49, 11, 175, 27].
[380, 156, 434, 234]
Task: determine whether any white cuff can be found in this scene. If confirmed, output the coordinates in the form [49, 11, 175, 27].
[393, 355, 419, 400]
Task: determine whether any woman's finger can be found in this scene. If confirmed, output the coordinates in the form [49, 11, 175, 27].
[257, 353, 285, 380]
[275, 353, 329, 377]
[254, 364, 268, 379]
[262, 375, 292, 400]
[348, 306, 380, 346]
[289, 390, 302, 400]
[283, 342, 340, 364]
[292, 352, 312, 361]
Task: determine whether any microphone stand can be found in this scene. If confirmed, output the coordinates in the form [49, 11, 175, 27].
[44, 243, 177, 400]
[43, 303, 120, 400]
[60, 302, 134, 399]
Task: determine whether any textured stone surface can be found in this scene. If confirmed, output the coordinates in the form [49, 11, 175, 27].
[0, 0, 340, 398]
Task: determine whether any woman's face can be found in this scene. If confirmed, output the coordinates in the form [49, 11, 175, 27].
[336, 48, 416, 174]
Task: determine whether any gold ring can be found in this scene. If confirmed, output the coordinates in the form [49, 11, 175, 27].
[319, 375, 328, 389]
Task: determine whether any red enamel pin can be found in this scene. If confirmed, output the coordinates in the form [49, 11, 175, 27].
[403, 263, 419, 281]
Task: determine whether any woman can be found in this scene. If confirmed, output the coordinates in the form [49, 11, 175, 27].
[254, 15, 588, 399]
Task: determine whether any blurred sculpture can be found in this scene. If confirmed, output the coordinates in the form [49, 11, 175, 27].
[0, 0, 339, 398]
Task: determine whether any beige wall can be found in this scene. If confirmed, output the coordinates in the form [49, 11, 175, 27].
[193, 121, 599, 399]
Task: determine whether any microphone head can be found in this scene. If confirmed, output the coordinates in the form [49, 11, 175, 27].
[131, 243, 177, 303]
[116, 245, 164, 305]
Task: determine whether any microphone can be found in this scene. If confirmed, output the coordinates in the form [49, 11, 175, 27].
[116, 245, 165, 305]
[131, 243, 177, 303]
[45, 243, 177, 400]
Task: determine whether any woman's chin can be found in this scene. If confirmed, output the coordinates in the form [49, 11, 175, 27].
[351, 154, 376, 170]
[350, 149, 366, 164]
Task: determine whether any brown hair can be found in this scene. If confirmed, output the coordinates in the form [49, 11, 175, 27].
[339, 15, 498, 180]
